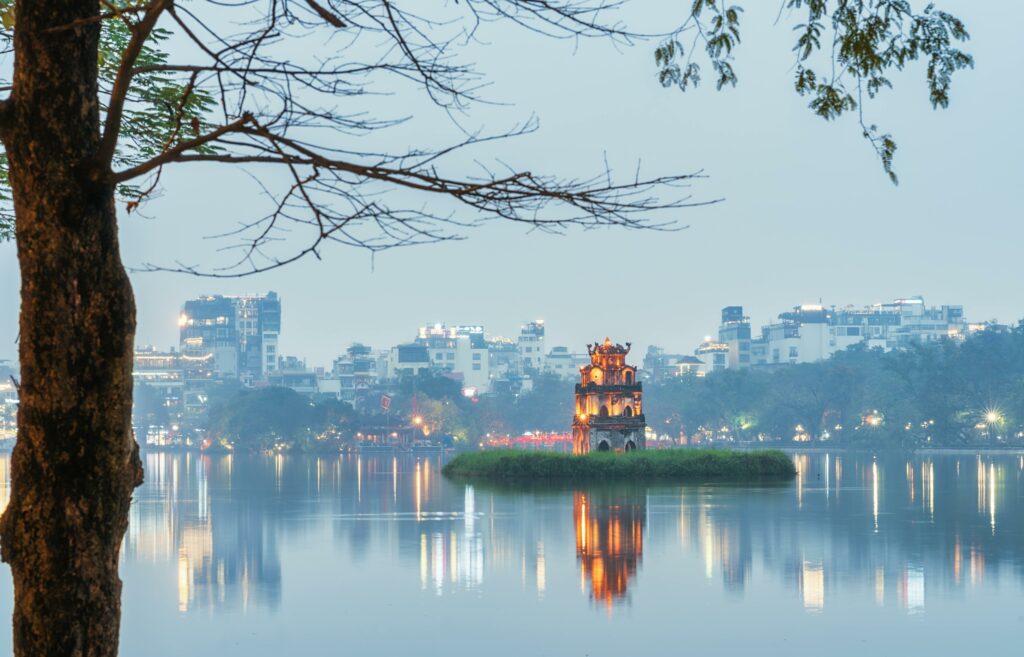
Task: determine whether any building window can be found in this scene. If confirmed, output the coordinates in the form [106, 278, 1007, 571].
[472, 364, 481, 371]
[472, 353, 481, 361]
[789, 347, 798, 359]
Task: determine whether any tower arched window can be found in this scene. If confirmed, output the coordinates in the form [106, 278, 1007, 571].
[623, 406, 633, 417]
[599, 405, 609, 417]
[624, 371, 633, 384]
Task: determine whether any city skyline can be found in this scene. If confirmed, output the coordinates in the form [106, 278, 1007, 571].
[135, 291, 1006, 372]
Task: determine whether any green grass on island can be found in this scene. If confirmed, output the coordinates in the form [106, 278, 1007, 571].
[442, 449, 796, 483]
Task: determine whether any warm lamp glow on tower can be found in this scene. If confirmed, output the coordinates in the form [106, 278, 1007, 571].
[572, 338, 645, 454]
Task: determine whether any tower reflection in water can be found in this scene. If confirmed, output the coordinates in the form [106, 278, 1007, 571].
[573, 488, 645, 608]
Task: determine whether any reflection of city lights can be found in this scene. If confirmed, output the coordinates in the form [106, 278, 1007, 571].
[536, 542, 546, 597]
[108, 451, 1024, 629]
[904, 566, 925, 613]
[801, 561, 824, 611]
[872, 460, 880, 533]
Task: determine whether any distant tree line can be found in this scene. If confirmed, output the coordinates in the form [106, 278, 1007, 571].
[643, 325, 1024, 447]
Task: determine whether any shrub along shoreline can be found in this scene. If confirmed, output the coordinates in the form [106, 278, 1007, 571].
[442, 449, 796, 483]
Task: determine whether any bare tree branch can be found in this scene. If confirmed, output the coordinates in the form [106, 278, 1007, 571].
[67, 1, 706, 274]
[110, 113, 251, 183]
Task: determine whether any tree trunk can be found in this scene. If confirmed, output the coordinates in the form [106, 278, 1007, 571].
[0, 2, 143, 656]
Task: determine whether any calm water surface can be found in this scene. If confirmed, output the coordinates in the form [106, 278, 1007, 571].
[1, 450, 1023, 656]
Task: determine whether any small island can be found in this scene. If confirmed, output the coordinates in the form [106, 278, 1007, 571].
[445, 339, 796, 484]
[442, 448, 797, 483]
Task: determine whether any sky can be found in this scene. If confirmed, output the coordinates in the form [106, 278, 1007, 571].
[1, 1, 1022, 367]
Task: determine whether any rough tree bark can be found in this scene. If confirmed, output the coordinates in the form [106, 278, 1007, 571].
[0, 2, 143, 656]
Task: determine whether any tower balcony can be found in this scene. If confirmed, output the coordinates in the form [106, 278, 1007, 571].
[575, 383, 642, 394]
[575, 414, 646, 427]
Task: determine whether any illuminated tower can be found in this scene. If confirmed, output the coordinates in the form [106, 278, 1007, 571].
[572, 338, 645, 454]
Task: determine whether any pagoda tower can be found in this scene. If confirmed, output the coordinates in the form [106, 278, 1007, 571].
[572, 338, 645, 454]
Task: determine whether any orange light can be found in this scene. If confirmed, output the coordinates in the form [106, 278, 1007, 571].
[578, 413, 588, 422]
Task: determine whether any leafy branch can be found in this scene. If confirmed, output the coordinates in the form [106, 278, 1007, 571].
[655, 0, 974, 184]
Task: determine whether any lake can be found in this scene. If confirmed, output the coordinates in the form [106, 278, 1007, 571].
[1, 450, 1022, 656]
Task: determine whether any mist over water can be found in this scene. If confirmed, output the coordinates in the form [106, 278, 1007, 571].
[2, 450, 1020, 656]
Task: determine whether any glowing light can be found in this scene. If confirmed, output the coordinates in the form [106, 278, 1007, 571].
[412, 416, 423, 426]
[872, 460, 879, 533]
[801, 561, 825, 611]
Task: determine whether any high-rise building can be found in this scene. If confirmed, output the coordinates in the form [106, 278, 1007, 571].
[179, 292, 281, 383]
[234, 292, 281, 380]
[718, 306, 752, 368]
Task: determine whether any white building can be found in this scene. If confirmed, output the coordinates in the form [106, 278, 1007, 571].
[413, 323, 491, 393]
[387, 343, 431, 379]
[517, 320, 546, 373]
[763, 304, 831, 365]
[722, 297, 968, 368]
[544, 346, 589, 380]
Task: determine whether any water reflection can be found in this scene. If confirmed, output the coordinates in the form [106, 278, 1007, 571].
[126, 453, 281, 613]
[573, 488, 644, 607]
[1, 448, 1024, 657]
[0, 447, 1018, 635]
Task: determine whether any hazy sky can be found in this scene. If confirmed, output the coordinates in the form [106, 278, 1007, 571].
[1, 1, 1021, 367]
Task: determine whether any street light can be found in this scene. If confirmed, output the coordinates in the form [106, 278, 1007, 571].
[983, 408, 1004, 441]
